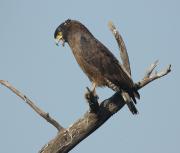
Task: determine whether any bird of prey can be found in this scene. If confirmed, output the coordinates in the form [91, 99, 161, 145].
[54, 19, 140, 114]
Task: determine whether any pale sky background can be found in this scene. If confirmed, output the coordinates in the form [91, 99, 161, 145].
[0, 0, 179, 153]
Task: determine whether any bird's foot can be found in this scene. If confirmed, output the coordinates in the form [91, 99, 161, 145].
[85, 87, 99, 113]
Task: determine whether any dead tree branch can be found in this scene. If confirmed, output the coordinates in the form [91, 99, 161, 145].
[0, 80, 63, 131]
[0, 22, 171, 153]
[38, 60, 171, 153]
[108, 21, 131, 75]
[137, 61, 171, 89]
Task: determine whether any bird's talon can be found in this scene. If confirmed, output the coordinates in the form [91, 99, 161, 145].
[84, 92, 90, 100]
[94, 94, 99, 100]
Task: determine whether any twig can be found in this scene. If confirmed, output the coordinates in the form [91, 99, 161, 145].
[108, 21, 131, 76]
[0, 80, 63, 131]
[144, 60, 159, 78]
[136, 62, 171, 89]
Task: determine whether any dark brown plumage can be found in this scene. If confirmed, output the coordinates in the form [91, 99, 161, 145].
[54, 19, 140, 114]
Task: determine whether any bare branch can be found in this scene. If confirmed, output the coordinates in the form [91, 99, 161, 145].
[0, 22, 172, 153]
[108, 21, 131, 75]
[144, 60, 159, 78]
[136, 64, 171, 90]
[1, 61, 170, 153]
[0, 64, 171, 152]
[39, 62, 171, 153]
[39, 92, 125, 153]
[0, 80, 63, 131]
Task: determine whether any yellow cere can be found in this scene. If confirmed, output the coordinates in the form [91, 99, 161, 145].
[56, 32, 63, 40]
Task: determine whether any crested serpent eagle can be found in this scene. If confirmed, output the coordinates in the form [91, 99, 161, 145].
[54, 19, 140, 114]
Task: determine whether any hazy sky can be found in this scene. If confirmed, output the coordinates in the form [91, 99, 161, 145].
[0, 0, 179, 153]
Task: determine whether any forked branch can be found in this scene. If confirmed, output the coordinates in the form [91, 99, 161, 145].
[137, 61, 171, 89]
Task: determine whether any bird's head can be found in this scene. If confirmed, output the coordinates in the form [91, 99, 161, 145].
[54, 19, 92, 47]
[54, 19, 72, 46]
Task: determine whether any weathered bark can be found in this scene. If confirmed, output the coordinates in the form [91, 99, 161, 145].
[39, 92, 124, 153]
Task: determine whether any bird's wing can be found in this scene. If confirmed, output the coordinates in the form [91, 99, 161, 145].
[80, 36, 134, 90]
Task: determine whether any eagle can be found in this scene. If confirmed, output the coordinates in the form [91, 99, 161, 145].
[54, 19, 140, 114]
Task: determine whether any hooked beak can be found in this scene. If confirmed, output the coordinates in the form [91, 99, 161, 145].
[55, 32, 65, 47]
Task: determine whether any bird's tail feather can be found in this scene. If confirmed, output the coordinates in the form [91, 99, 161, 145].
[129, 88, 140, 104]
[122, 92, 138, 115]
[126, 101, 138, 115]
[105, 78, 139, 114]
